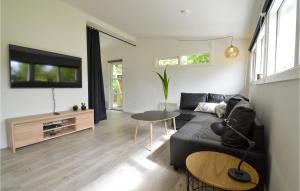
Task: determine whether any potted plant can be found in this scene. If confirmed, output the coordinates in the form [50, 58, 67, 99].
[154, 67, 170, 111]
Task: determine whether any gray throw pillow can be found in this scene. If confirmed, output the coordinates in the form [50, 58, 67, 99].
[221, 100, 255, 148]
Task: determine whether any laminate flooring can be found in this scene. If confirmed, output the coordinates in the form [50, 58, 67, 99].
[1, 111, 187, 191]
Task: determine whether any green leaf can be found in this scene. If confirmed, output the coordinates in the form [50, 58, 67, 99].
[154, 67, 170, 100]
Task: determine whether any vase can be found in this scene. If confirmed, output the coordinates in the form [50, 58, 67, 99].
[73, 105, 78, 111]
[81, 105, 86, 110]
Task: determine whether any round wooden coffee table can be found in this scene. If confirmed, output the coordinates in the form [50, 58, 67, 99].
[186, 151, 259, 191]
[131, 110, 179, 150]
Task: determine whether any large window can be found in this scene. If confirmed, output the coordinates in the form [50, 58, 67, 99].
[251, 0, 298, 82]
[274, 0, 297, 73]
[254, 24, 266, 80]
[157, 52, 210, 67]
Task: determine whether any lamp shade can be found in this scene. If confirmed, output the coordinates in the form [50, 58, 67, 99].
[225, 45, 239, 58]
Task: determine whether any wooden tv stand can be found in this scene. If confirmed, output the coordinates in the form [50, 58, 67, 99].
[6, 109, 94, 153]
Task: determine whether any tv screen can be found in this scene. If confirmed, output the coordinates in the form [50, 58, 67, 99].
[9, 45, 82, 88]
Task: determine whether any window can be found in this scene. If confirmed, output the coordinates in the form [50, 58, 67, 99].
[157, 52, 210, 66]
[111, 63, 123, 110]
[250, 49, 257, 81]
[181, 53, 209, 65]
[274, 0, 297, 73]
[251, 24, 266, 80]
[158, 57, 179, 66]
[250, 0, 298, 82]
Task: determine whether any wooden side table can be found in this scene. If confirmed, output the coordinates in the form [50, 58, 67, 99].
[186, 151, 259, 191]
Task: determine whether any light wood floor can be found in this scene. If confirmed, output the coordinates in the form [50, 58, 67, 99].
[1, 111, 186, 191]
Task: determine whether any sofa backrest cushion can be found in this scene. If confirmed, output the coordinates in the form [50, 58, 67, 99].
[180, 93, 208, 110]
[207, 93, 225, 103]
[221, 100, 255, 148]
[224, 97, 243, 118]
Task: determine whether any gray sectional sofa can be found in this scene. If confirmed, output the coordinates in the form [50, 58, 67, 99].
[170, 93, 266, 187]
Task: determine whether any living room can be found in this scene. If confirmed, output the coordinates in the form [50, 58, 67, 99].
[1, 0, 299, 191]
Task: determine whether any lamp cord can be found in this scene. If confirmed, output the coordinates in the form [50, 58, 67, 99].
[52, 88, 56, 114]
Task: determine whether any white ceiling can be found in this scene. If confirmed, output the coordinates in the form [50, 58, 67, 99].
[63, 0, 260, 39]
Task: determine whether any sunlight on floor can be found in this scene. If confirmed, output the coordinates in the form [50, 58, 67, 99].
[80, 131, 177, 191]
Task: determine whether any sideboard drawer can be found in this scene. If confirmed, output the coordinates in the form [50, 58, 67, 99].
[76, 112, 93, 130]
[14, 122, 43, 147]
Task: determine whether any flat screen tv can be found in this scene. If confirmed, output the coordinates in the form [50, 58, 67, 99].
[9, 44, 82, 88]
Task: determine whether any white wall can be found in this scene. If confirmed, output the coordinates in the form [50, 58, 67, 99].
[102, 38, 250, 113]
[0, 0, 135, 149]
[249, 80, 299, 191]
[248, 0, 300, 190]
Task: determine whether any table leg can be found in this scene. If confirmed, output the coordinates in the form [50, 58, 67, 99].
[134, 120, 139, 142]
[149, 122, 153, 151]
[186, 170, 190, 191]
[173, 117, 177, 131]
[164, 120, 168, 135]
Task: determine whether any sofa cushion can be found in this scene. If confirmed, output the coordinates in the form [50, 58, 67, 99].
[221, 100, 255, 148]
[180, 93, 208, 110]
[173, 112, 222, 143]
[224, 97, 242, 118]
[176, 113, 196, 121]
[194, 102, 218, 113]
[208, 93, 226, 103]
[215, 101, 227, 118]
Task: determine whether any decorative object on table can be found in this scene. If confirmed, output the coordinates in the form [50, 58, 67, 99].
[73, 105, 78, 111]
[158, 102, 178, 111]
[224, 118, 256, 182]
[81, 103, 87, 110]
[154, 67, 170, 111]
[257, 74, 263, 80]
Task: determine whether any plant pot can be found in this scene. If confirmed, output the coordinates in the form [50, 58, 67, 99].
[81, 105, 87, 110]
[73, 105, 78, 111]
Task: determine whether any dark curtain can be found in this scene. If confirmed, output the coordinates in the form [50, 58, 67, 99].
[86, 27, 107, 123]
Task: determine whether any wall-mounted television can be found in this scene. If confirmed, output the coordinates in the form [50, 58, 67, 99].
[9, 44, 82, 88]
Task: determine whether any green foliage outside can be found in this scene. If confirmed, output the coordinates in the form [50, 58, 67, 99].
[11, 61, 29, 81]
[112, 64, 123, 108]
[185, 53, 210, 65]
[158, 58, 178, 66]
[154, 68, 170, 111]
[34, 65, 58, 82]
[112, 64, 122, 78]
[60, 67, 77, 82]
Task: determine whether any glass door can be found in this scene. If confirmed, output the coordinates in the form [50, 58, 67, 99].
[111, 63, 123, 110]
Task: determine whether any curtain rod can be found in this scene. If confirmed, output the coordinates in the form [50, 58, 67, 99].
[108, 59, 123, 63]
[87, 25, 136, 47]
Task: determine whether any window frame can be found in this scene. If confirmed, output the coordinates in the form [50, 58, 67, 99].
[157, 57, 180, 67]
[156, 52, 211, 67]
[250, 0, 299, 84]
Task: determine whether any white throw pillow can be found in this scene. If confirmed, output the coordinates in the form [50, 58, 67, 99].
[215, 101, 227, 118]
[194, 102, 219, 113]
